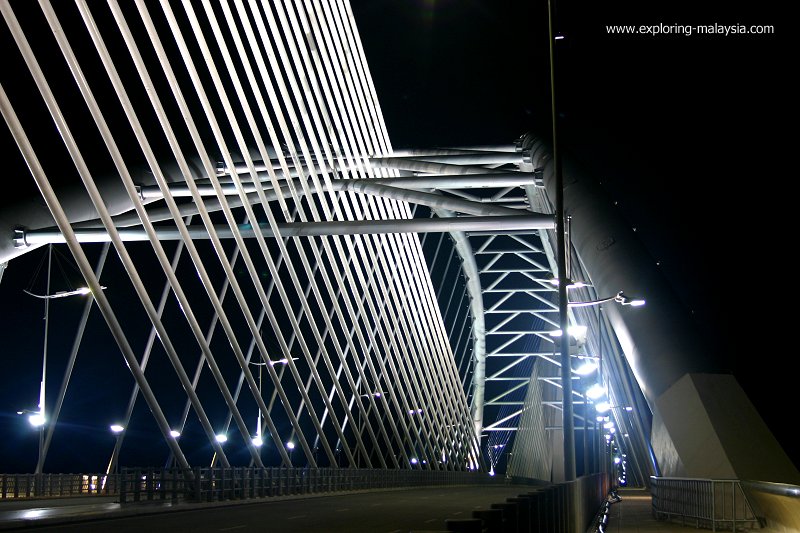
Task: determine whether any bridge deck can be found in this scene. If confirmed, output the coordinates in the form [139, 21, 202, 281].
[0, 484, 535, 532]
[0, 485, 697, 532]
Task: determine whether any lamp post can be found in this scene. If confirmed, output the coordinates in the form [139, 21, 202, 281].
[250, 361, 266, 450]
[108, 425, 124, 475]
[23, 245, 102, 476]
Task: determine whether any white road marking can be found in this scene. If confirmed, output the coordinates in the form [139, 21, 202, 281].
[286, 515, 306, 520]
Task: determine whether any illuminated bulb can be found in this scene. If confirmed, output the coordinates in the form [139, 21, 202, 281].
[575, 360, 598, 376]
[110, 424, 124, 433]
[586, 384, 605, 400]
[595, 402, 611, 413]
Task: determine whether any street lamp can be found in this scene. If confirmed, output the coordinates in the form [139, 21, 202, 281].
[23, 245, 107, 476]
[568, 291, 645, 308]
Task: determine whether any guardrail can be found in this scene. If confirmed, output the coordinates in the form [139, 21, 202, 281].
[1, 473, 119, 499]
[650, 476, 759, 531]
[740, 480, 800, 532]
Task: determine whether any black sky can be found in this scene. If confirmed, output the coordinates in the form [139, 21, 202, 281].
[352, 0, 795, 465]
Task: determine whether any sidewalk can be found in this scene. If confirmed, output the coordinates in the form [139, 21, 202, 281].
[605, 488, 696, 532]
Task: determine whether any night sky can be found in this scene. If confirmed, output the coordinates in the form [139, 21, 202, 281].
[351, 0, 794, 465]
[0, 0, 793, 473]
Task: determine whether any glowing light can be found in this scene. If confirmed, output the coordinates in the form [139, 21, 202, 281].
[170, 430, 181, 438]
[595, 402, 611, 413]
[549, 325, 588, 340]
[410, 457, 418, 465]
[575, 360, 598, 375]
[28, 413, 45, 427]
[110, 424, 124, 433]
[286, 441, 295, 450]
[586, 384, 605, 400]
[215, 434, 228, 443]
[252, 436, 263, 447]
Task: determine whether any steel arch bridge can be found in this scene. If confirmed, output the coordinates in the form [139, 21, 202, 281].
[0, 0, 794, 492]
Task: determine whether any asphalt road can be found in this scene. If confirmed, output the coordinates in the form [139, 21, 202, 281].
[11, 485, 538, 532]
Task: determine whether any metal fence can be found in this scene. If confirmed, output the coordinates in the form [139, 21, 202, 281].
[1, 473, 119, 499]
[650, 476, 759, 531]
[117, 467, 506, 504]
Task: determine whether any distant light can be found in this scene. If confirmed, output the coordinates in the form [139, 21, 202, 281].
[76, 287, 92, 295]
[603, 421, 615, 429]
[286, 441, 295, 450]
[170, 430, 181, 438]
[595, 402, 611, 413]
[408, 408, 423, 415]
[609, 427, 616, 434]
[252, 436, 264, 447]
[575, 360, 598, 376]
[410, 457, 418, 465]
[614, 457, 622, 464]
[624, 406, 633, 411]
[555, 34, 565, 40]
[28, 413, 45, 427]
[549, 325, 588, 340]
[110, 424, 125, 433]
[585, 384, 605, 400]
[215, 434, 228, 443]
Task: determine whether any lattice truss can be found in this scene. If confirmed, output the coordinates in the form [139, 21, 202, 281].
[0, 0, 496, 472]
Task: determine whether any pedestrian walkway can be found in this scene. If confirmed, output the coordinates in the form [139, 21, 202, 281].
[606, 488, 698, 532]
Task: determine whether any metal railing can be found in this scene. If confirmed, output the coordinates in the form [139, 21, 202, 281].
[1, 473, 119, 499]
[117, 467, 505, 504]
[650, 476, 759, 531]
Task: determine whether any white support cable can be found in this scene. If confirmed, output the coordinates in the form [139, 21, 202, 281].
[0, 73, 193, 475]
[4, 0, 482, 472]
[298, 0, 472, 466]
[248, 0, 412, 466]
[20, 2, 239, 468]
[234, 0, 406, 466]
[106, 0, 298, 467]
